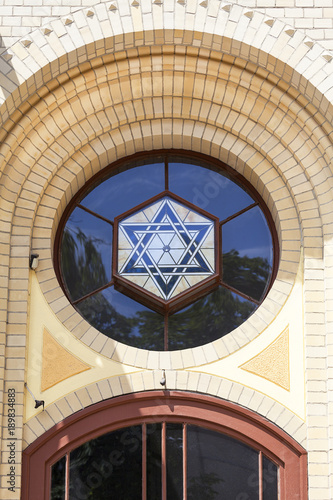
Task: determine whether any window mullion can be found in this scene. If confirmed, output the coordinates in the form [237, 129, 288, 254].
[165, 158, 169, 191]
[65, 452, 70, 500]
[164, 315, 169, 351]
[219, 201, 258, 226]
[259, 451, 263, 500]
[183, 424, 187, 500]
[162, 422, 167, 500]
[142, 423, 147, 500]
[77, 203, 113, 226]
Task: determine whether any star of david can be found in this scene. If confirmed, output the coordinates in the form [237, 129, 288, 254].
[118, 197, 215, 300]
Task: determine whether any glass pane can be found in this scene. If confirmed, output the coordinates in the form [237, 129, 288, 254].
[187, 426, 259, 500]
[166, 423, 183, 500]
[69, 426, 142, 500]
[263, 455, 278, 500]
[168, 287, 257, 350]
[169, 162, 254, 220]
[61, 207, 112, 302]
[50, 456, 66, 500]
[81, 163, 165, 220]
[147, 423, 162, 500]
[222, 206, 273, 302]
[75, 286, 165, 350]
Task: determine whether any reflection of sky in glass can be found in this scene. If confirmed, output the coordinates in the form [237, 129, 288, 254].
[66, 207, 112, 280]
[169, 162, 254, 220]
[222, 206, 273, 265]
[100, 286, 154, 320]
[229, 290, 259, 308]
[81, 163, 165, 220]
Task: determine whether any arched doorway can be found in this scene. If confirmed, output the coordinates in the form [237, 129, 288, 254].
[22, 391, 307, 499]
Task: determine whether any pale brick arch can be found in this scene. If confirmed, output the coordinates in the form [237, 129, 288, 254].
[2, 49, 332, 216]
[0, 37, 331, 378]
[4, 53, 329, 212]
[3, 55, 331, 368]
[23, 372, 307, 449]
[29, 126, 300, 367]
[1, 2, 333, 127]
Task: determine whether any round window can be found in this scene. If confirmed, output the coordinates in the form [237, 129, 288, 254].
[55, 152, 278, 351]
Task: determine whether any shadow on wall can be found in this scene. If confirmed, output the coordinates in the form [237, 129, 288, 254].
[0, 35, 20, 109]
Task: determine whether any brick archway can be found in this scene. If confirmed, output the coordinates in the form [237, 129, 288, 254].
[22, 391, 307, 499]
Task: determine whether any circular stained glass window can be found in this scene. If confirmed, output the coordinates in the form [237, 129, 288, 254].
[56, 152, 278, 351]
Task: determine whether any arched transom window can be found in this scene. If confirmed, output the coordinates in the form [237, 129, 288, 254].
[51, 422, 278, 500]
[22, 393, 307, 500]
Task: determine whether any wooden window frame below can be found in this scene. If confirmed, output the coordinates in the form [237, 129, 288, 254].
[21, 391, 307, 500]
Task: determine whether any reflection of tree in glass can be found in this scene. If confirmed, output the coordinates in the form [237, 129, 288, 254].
[222, 249, 271, 302]
[68, 427, 142, 500]
[61, 229, 109, 301]
[134, 311, 165, 350]
[50, 482, 65, 500]
[167, 287, 256, 350]
[187, 472, 222, 500]
[61, 235, 262, 350]
[76, 292, 138, 345]
[147, 424, 162, 499]
[50, 457, 66, 500]
[166, 425, 183, 499]
[77, 282, 256, 351]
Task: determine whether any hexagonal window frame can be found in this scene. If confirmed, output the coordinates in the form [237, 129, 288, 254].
[113, 191, 220, 315]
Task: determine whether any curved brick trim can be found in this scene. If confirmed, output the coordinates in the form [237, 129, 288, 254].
[22, 390, 307, 499]
[3, 55, 331, 369]
[1, 4, 333, 129]
[23, 379, 307, 449]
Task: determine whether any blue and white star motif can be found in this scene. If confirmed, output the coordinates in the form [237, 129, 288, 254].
[118, 197, 215, 300]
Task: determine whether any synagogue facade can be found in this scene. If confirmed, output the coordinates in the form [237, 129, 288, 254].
[1, 1, 333, 498]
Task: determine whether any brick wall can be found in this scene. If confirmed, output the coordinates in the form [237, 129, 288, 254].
[1, 0, 333, 50]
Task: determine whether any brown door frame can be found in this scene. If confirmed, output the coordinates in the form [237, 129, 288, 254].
[21, 391, 307, 499]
